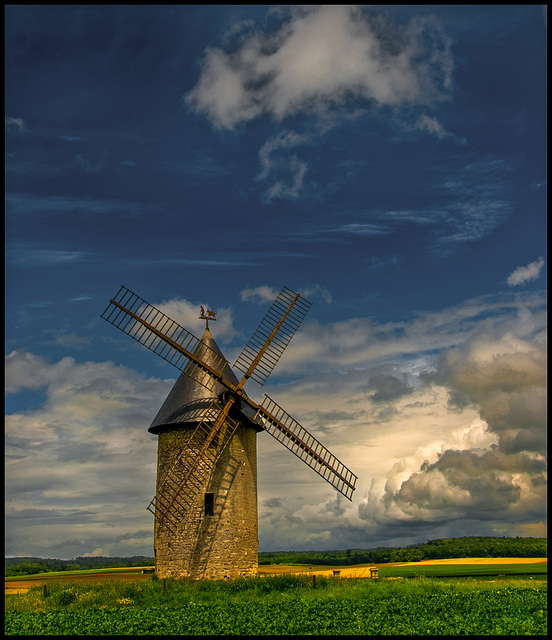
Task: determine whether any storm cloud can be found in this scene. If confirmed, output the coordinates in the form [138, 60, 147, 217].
[357, 310, 546, 542]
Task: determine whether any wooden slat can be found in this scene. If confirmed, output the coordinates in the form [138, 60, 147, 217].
[252, 395, 357, 500]
[233, 287, 311, 386]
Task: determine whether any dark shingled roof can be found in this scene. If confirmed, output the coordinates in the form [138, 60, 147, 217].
[148, 327, 240, 435]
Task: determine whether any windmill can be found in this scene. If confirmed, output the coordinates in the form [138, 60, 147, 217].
[101, 285, 357, 579]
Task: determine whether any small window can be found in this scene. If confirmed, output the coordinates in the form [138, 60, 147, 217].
[204, 492, 214, 516]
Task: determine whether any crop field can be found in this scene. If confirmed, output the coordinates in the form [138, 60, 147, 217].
[5, 559, 547, 635]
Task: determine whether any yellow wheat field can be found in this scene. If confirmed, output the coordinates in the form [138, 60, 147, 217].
[393, 557, 547, 566]
[6, 558, 547, 594]
[258, 557, 547, 579]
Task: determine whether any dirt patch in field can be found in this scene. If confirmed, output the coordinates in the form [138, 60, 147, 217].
[5, 571, 152, 595]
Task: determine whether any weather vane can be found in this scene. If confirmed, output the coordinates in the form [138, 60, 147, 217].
[199, 305, 216, 329]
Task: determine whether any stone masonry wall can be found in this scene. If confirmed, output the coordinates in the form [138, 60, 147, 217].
[153, 423, 258, 579]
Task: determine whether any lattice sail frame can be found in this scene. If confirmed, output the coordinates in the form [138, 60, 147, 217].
[233, 286, 311, 386]
[101, 285, 357, 512]
[147, 399, 241, 533]
[101, 286, 226, 393]
[254, 396, 356, 500]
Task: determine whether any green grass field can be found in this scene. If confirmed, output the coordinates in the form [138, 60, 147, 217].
[379, 562, 547, 579]
[5, 564, 547, 635]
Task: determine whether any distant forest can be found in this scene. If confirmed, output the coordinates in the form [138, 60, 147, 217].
[4, 555, 154, 577]
[258, 536, 547, 566]
[5, 537, 546, 576]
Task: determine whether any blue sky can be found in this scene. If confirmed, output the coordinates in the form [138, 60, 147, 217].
[5, 5, 547, 558]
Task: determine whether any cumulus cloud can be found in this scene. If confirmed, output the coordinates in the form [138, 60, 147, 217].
[507, 257, 545, 286]
[5, 352, 168, 558]
[186, 6, 452, 130]
[155, 296, 239, 344]
[5, 291, 546, 556]
[256, 290, 546, 549]
[355, 311, 546, 542]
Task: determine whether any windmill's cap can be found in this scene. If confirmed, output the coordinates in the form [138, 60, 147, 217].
[148, 328, 241, 435]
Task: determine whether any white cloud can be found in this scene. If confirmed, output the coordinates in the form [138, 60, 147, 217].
[5, 352, 168, 558]
[507, 257, 545, 286]
[240, 283, 331, 307]
[5, 291, 546, 556]
[6, 351, 52, 394]
[186, 6, 453, 131]
[155, 296, 239, 344]
[257, 292, 546, 549]
[298, 284, 333, 304]
[185, 6, 455, 203]
[240, 285, 280, 304]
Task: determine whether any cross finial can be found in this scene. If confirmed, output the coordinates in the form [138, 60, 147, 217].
[199, 305, 216, 329]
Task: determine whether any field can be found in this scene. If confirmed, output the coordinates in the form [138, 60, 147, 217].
[5, 558, 547, 635]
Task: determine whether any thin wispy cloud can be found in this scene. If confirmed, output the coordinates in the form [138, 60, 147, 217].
[256, 130, 312, 203]
[5, 193, 161, 219]
[364, 154, 515, 255]
[240, 284, 332, 305]
[5, 116, 24, 130]
[6, 244, 93, 267]
[507, 257, 545, 286]
[186, 5, 454, 202]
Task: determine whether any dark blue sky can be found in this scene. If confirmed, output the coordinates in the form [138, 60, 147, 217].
[5, 5, 547, 557]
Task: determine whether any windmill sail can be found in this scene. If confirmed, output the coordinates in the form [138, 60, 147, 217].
[101, 286, 228, 392]
[147, 399, 241, 532]
[233, 287, 311, 386]
[250, 395, 357, 500]
[102, 284, 357, 509]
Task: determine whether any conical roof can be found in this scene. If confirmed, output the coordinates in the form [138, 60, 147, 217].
[148, 327, 240, 435]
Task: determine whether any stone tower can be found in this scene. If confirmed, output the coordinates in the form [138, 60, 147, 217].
[148, 328, 260, 580]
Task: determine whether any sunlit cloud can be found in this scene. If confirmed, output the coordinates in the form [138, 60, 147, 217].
[5, 352, 166, 558]
[4, 288, 546, 556]
[155, 296, 240, 344]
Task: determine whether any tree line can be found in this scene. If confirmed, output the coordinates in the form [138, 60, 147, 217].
[5, 537, 546, 576]
[4, 555, 154, 577]
[257, 536, 547, 566]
